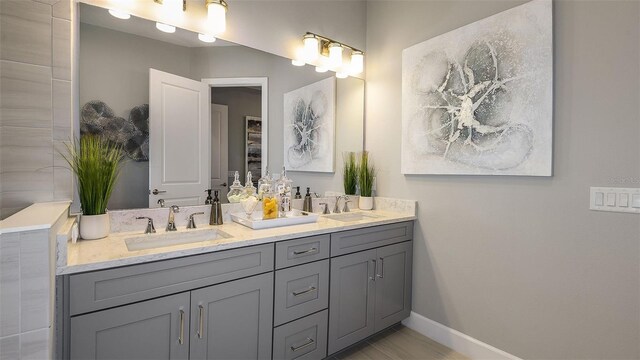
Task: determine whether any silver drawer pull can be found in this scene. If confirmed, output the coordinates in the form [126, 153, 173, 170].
[376, 257, 384, 278]
[292, 286, 317, 296]
[178, 309, 185, 345]
[198, 304, 204, 339]
[290, 337, 315, 352]
[292, 247, 318, 255]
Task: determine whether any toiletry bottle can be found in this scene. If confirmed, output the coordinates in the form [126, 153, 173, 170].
[204, 189, 213, 205]
[210, 190, 223, 225]
[303, 187, 313, 213]
[294, 186, 302, 199]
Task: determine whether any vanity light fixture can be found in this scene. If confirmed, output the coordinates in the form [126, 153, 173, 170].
[198, 33, 217, 43]
[156, 22, 176, 33]
[108, 9, 130, 20]
[205, 0, 228, 36]
[293, 32, 364, 78]
[154, 0, 186, 12]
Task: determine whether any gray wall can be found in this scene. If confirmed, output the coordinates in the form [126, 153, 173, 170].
[210, 87, 262, 181]
[80, 23, 193, 210]
[365, 0, 640, 358]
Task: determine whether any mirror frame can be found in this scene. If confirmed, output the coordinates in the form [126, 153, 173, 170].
[202, 77, 269, 179]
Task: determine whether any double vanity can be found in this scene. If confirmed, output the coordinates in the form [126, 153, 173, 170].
[55, 199, 416, 360]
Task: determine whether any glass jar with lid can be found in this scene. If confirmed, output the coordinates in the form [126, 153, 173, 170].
[244, 171, 257, 198]
[226, 171, 245, 203]
[276, 166, 293, 215]
[257, 168, 273, 200]
[262, 188, 278, 220]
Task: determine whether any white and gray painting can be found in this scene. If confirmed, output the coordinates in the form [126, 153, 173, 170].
[284, 77, 336, 172]
[401, 0, 552, 175]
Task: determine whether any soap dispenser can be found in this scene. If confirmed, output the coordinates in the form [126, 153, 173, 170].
[303, 187, 313, 213]
[204, 189, 213, 205]
[209, 190, 223, 225]
[294, 186, 302, 199]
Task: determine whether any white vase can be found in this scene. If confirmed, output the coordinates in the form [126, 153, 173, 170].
[359, 196, 374, 210]
[80, 213, 110, 240]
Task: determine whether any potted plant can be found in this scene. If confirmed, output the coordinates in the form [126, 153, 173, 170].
[62, 135, 124, 240]
[342, 151, 358, 196]
[357, 151, 375, 210]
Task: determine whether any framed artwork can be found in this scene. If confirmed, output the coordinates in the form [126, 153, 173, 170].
[284, 77, 336, 172]
[401, 0, 553, 176]
[245, 116, 262, 179]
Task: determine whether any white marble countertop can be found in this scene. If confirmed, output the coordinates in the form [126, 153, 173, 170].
[58, 201, 416, 275]
[1, 201, 71, 234]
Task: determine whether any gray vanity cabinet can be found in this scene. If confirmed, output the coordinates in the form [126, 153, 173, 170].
[189, 272, 273, 360]
[327, 249, 377, 354]
[328, 225, 413, 355]
[70, 292, 190, 360]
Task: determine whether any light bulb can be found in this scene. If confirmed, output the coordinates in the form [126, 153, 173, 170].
[315, 66, 328, 73]
[198, 33, 217, 43]
[108, 9, 130, 20]
[156, 22, 176, 33]
[207, 1, 227, 35]
[303, 35, 319, 62]
[350, 51, 364, 75]
[291, 48, 305, 66]
[165, 0, 183, 13]
[328, 43, 343, 69]
[336, 71, 349, 79]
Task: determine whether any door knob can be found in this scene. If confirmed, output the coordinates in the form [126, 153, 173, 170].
[151, 189, 167, 195]
[220, 183, 227, 187]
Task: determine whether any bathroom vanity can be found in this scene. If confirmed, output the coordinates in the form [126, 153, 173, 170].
[56, 204, 415, 360]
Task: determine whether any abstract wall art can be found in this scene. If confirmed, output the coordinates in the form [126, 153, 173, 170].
[401, 0, 552, 176]
[81, 100, 150, 161]
[284, 77, 336, 173]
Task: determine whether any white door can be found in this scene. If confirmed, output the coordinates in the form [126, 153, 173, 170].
[149, 69, 210, 208]
[211, 104, 229, 202]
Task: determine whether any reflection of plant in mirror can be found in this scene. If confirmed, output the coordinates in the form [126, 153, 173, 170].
[358, 151, 375, 197]
[61, 136, 125, 215]
[343, 152, 357, 195]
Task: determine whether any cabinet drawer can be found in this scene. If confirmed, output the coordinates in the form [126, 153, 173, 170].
[69, 244, 274, 315]
[273, 310, 328, 360]
[330, 221, 413, 256]
[275, 235, 330, 269]
[274, 260, 329, 326]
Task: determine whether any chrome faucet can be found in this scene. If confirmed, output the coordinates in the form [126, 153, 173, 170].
[166, 205, 180, 231]
[333, 196, 343, 214]
[187, 212, 204, 229]
[319, 202, 330, 215]
[136, 216, 156, 234]
[342, 196, 351, 213]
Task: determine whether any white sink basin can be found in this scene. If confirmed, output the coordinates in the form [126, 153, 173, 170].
[323, 212, 379, 222]
[124, 229, 232, 251]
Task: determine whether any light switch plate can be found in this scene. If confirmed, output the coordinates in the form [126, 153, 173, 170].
[590, 187, 640, 214]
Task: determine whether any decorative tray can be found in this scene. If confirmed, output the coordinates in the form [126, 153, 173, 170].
[230, 209, 320, 230]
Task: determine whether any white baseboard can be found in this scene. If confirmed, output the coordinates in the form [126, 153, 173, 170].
[402, 312, 521, 360]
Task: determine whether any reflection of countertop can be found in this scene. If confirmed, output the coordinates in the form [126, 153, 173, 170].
[57, 197, 417, 275]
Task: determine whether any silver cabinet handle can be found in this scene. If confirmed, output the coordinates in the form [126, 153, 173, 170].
[152, 189, 167, 195]
[292, 286, 317, 297]
[369, 259, 376, 281]
[197, 304, 204, 339]
[178, 309, 185, 345]
[292, 247, 318, 255]
[290, 337, 315, 352]
[376, 257, 384, 278]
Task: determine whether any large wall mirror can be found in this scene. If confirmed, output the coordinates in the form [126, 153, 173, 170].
[79, 3, 364, 210]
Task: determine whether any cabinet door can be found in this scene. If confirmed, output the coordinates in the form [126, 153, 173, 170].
[190, 273, 273, 360]
[327, 249, 376, 355]
[70, 292, 190, 360]
[374, 241, 413, 332]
